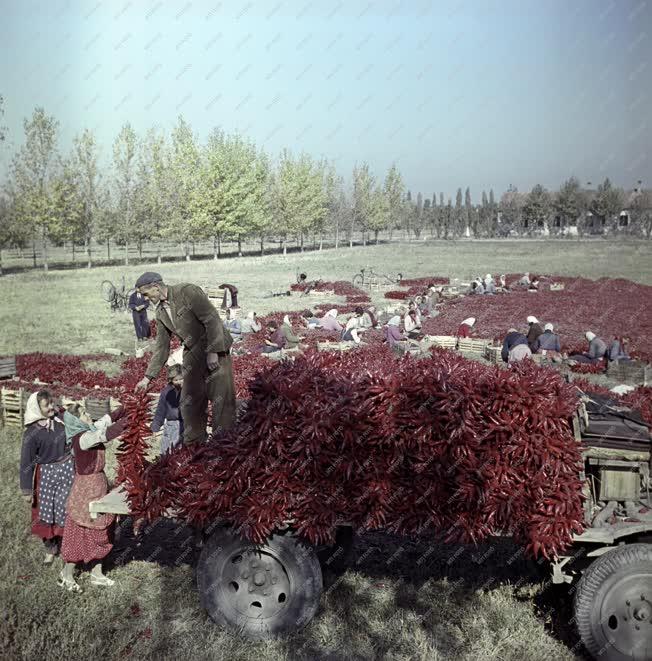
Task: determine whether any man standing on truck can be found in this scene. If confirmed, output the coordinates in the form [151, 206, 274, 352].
[134, 272, 236, 443]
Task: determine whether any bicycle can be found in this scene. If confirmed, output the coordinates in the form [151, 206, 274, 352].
[101, 276, 133, 312]
[352, 267, 403, 288]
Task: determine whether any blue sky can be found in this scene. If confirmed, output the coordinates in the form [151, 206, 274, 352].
[1, 0, 650, 200]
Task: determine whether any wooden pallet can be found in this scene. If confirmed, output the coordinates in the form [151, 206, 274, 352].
[203, 286, 225, 300]
[1, 386, 24, 427]
[0, 356, 17, 379]
[217, 307, 242, 320]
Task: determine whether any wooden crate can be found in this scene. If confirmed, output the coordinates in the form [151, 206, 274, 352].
[217, 307, 241, 320]
[485, 345, 503, 364]
[550, 283, 565, 291]
[457, 338, 490, 355]
[423, 335, 458, 350]
[308, 289, 334, 297]
[606, 360, 650, 386]
[0, 356, 17, 379]
[317, 341, 357, 352]
[1, 386, 24, 427]
[203, 286, 225, 300]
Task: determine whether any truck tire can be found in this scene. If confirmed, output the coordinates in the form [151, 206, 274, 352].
[573, 543, 652, 661]
[197, 526, 323, 640]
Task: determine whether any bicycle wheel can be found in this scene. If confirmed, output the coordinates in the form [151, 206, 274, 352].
[352, 274, 364, 288]
[101, 280, 116, 302]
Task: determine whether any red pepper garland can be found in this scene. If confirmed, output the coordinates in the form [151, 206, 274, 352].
[120, 349, 586, 559]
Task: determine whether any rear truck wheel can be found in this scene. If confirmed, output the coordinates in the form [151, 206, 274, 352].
[197, 526, 323, 640]
[573, 543, 652, 660]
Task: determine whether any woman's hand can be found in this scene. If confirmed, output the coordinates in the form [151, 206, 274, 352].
[22, 493, 32, 504]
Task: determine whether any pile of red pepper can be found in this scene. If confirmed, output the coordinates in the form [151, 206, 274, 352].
[420, 277, 652, 361]
[123, 349, 586, 559]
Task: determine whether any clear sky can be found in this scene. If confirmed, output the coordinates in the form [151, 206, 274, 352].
[1, 0, 650, 200]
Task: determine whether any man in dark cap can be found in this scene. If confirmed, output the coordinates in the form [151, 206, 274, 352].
[134, 272, 236, 443]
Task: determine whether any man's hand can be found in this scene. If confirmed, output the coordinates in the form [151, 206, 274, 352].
[206, 352, 220, 371]
[22, 493, 32, 504]
[135, 377, 151, 392]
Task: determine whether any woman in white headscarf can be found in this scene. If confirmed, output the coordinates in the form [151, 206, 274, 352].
[569, 331, 608, 364]
[526, 315, 544, 349]
[319, 308, 343, 333]
[19, 390, 74, 565]
[240, 311, 262, 334]
[484, 274, 496, 295]
[384, 315, 407, 350]
[280, 314, 301, 349]
[456, 317, 477, 338]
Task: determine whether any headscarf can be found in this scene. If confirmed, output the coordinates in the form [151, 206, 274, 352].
[24, 392, 52, 428]
[544, 323, 554, 332]
[283, 314, 291, 326]
[461, 317, 476, 327]
[325, 309, 338, 318]
[247, 311, 256, 319]
[527, 316, 539, 324]
[388, 316, 401, 327]
[485, 273, 492, 281]
[63, 409, 97, 443]
[585, 331, 596, 342]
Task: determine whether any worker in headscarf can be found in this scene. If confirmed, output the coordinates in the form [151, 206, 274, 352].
[484, 274, 496, 295]
[225, 308, 242, 342]
[403, 308, 422, 339]
[319, 309, 343, 333]
[241, 311, 262, 334]
[532, 323, 561, 353]
[501, 328, 531, 363]
[526, 316, 544, 349]
[359, 306, 378, 329]
[517, 273, 531, 289]
[457, 317, 477, 338]
[301, 309, 321, 329]
[384, 316, 407, 350]
[569, 331, 608, 364]
[281, 315, 301, 349]
[497, 274, 507, 292]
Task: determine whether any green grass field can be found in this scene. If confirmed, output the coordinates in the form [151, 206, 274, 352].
[2, 240, 651, 661]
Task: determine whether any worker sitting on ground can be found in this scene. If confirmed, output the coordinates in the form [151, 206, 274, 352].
[532, 323, 563, 363]
[484, 274, 496, 295]
[528, 275, 540, 291]
[608, 336, 632, 363]
[241, 311, 261, 334]
[301, 309, 321, 329]
[470, 280, 484, 295]
[342, 307, 367, 344]
[526, 316, 544, 350]
[457, 317, 477, 338]
[319, 308, 343, 333]
[359, 306, 378, 329]
[225, 308, 242, 343]
[497, 274, 508, 292]
[384, 316, 408, 352]
[515, 272, 530, 289]
[403, 308, 422, 339]
[501, 328, 531, 363]
[262, 320, 285, 353]
[569, 331, 608, 364]
[281, 315, 302, 349]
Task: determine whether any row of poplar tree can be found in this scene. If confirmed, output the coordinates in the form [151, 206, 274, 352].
[1, 104, 651, 271]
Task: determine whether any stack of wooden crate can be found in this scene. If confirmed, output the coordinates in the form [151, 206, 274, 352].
[1, 386, 24, 428]
[484, 345, 503, 364]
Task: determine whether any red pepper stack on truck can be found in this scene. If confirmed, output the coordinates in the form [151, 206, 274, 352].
[89, 361, 652, 661]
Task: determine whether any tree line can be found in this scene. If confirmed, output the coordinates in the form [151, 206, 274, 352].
[1, 105, 651, 273]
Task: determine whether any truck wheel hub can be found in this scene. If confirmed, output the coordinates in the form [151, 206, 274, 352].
[223, 549, 291, 620]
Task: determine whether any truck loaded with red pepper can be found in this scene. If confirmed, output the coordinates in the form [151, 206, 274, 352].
[88, 352, 652, 661]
